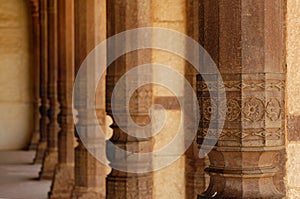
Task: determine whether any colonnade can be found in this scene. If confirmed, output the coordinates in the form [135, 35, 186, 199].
[28, 0, 287, 198]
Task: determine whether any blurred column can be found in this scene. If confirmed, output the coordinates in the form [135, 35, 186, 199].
[72, 0, 107, 198]
[28, 0, 41, 151]
[49, 0, 75, 198]
[185, 0, 209, 198]
[40, 0, 60, 179]
[34, 0, 49, 164]
[106, 0, 153, 198]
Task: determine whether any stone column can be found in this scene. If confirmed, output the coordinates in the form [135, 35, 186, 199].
[197, 0, 286, 198]
[28, 0, 41, 151]
[40, 0, 59, 179]
[49, 0, 75, 198]
[106, 0, 153, 198]
[185, 0, 209, 198]
[34, 0, 49, 164]
[72, 0, 107, 198]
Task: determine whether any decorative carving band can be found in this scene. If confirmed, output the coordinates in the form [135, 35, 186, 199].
[197, 74, 285, 144]
[198, 77, 285, 92]
[201, 97, 283, 123]
[199, 128, 283, 140]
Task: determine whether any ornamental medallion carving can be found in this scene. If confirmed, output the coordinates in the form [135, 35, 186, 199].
[266, 98, 281, 121]
[242, 97, 264, 122]
[225, 99, 240, 121]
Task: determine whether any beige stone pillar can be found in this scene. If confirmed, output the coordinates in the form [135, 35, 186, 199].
[34, 0, 49, 164]
[151, 0, 188, 198]
[28, 0, 41, 151]
[105, 0, 153, 198]
[198, 0, 286, 198]
[49, 0, 75, 198]
[40, 0, 59, 179]
[72, 0, 107, 198]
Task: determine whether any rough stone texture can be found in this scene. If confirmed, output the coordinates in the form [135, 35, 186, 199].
[50, 164, 74, 199]
[0, 0, 33, 150]
[287, 143, 300, 199]
[151, 0, 188, 198]
[152, 0, 185, 22]
[287, 0, 300, 115]
[39, 150, 58, 179]
[286, 1, 300, 198]
[287, 116, 300, 141]
[198, 1, 286, 198]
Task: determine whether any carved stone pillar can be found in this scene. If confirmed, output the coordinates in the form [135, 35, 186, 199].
[49, 0, 75, 198]
[185, 0, 209, 198]
[28, 0, 41, 151]
[106, 0, 153, 198]
[197, 0, 286, 198]
[40, 0, 59, 179]
[34, 0, 49, 164]
[72, 0, 107, 198]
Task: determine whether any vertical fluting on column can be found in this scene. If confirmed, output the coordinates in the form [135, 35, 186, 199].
[72, 0, 107, 198]
[197, 0, 286, 198]
[28, 0, 41, 151]
[35, 0, 49, 164]
[40, 0, 60, 180]
[185, 0, 209, 198]
[106, 0, 153, 198]
[49, 0, 75, 198]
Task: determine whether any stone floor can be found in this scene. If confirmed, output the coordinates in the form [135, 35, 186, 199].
[0, 151, 51, 199]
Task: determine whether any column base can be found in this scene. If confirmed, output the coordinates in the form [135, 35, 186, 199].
[186, 155, 209, 199]
[72, 187, 105, 199]
[34, 141, 47, 164]
[39, 150, 58, 179]
[49, 163, 74, 199]
[198, 174, 284, 199]
[196, 148, 285, 199]
[106, 173, 153, 199]
[28, 131, 40, 150]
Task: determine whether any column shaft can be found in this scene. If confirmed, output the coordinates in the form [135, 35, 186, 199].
[35, 0, 49, 164]
[49, 0, 75, 198]
[106, 0, 153, 198]
[185, 0, 209, 198]
[28, 0, 41, 151]
[72, 0, 107, 198]
[40, 0, 60, 180]
[198, 0, 286, 198]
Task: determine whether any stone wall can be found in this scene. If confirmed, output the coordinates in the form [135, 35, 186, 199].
[0, 0, 33, 150]
[286, 0, 300, 198]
